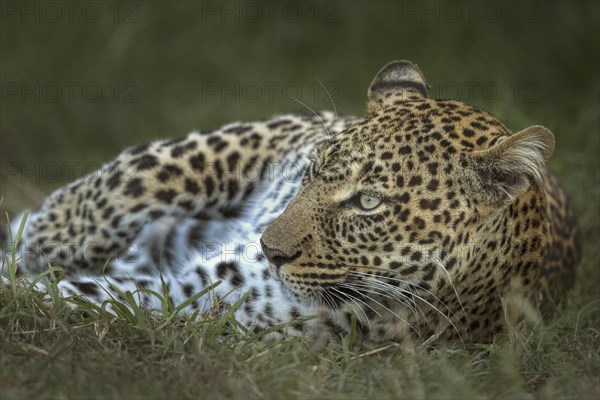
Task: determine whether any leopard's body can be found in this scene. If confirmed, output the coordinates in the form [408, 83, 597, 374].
[3, 61, 580, 343]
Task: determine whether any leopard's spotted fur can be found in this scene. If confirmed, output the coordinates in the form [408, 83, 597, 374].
[3, 61, 580, 343]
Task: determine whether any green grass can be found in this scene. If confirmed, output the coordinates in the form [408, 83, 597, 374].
[1, 256, 599, 399]
[1, 1, 599, 399]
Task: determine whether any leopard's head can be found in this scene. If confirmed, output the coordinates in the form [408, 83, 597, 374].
[261, 61, 554, 310]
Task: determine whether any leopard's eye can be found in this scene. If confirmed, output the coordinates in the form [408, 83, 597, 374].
[358, 194, 382, 210]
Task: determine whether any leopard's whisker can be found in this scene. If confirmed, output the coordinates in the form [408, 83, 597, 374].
[288, 96, 332, 139]
[328, 287, 374, 334]
[314, 287, 342, 323]
[431, 256, 468, 319]
[336, 283, 420, 338]
[315, 77, 338, 118]
[341, 279, 423, 324]
[347, 268, 458, 317]
[343, 274, 429, 328]
[342, 273, 419, 314]
[345, 270, 463, 342]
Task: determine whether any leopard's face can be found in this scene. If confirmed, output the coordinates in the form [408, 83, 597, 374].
[261, 95, 554, 308]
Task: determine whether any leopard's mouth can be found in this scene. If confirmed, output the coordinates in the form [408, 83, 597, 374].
[320, 283, 368, 307]
[267, 261, 280, 280]
[268, 261, 358, 308]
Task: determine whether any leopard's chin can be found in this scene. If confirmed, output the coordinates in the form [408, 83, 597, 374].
[276, 279, 321, 308]
[267, 262, 282, 281]
[268, 263, 324, 304]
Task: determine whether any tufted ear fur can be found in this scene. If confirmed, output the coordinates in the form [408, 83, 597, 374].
[466, 126, 555, 207]
[367, 60, 428, 113]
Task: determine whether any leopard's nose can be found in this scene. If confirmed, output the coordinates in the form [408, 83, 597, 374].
[260, 239, 302, 268]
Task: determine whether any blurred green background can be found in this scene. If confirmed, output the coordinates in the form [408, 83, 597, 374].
[1, 2, 598, 398]
[1, 1, 598, 216]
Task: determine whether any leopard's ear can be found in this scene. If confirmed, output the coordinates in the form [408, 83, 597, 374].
[465, 125, 555, 207]
[367, 60, 428, 113]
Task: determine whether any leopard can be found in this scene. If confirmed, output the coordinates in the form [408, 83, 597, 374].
[1, 60, 580, 344]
